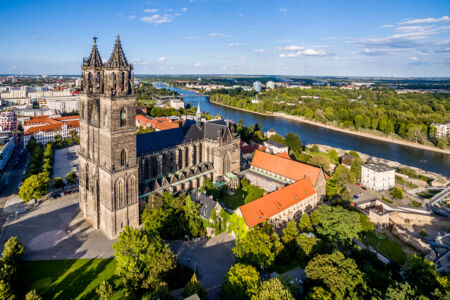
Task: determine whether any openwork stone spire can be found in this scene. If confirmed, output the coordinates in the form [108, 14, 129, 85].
[107, 35, 129, 68]
[85, 37, 103, 68]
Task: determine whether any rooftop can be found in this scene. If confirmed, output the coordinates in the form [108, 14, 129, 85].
[263, 140, 288, 148]
[239, 177, 316, 228]
[363, 163, 394, 173]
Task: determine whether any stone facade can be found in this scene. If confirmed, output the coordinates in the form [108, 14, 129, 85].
[79, 37, 240, 239]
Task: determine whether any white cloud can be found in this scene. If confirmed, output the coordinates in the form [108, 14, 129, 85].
[285, 45, 304, 51]
[144, 8, 158, 13]
[185, 36, 199, 39]
[253, 49, 265, 53]
[209, 32, 229, 38]
[239, 13, 244, 17]
[279, 8, 287, 13]
[194, 62, 202, 68]
[228, 43, 243, 47]
[399, 15, 450, 25]
[410, 56, 419, 61]
[158, 57, 166, 61]
[381, 24, 394, 28]
[182, 8, 188, 12]
[141, 14, 173, 24]
[279, 48, 326, 58]
[129, 15, 136, 20]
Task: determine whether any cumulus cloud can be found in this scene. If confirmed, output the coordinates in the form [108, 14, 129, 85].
[285, 45, 304, 51]
[279, 48, 326, 58]
[158, 57, 166, 61]
[228, 43, 243, 47]
[141, 14, 173, 24]
[253, 49, 265, 53]
[399, 15, 450, 25]
[144, 8, 158, 13]
[209, 32, 229, 38]
[194, 62, 202, 68]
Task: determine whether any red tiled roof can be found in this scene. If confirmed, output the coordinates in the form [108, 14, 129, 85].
[136, 116, 180, 131]
[251, 150, 322, 185]
[24, 117, 79, 136]
[136, 115, 152, 125]
[239, 177, 316, 228]
[241, 144, 259, 154]
[276, 152, 291, 159]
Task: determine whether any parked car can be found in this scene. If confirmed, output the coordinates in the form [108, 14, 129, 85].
[356, 183, 361, 186]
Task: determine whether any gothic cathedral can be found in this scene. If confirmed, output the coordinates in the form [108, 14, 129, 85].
[79, 36, 139, 239]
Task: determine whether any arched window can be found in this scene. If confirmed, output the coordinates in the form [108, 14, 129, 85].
[88, 73, 93, 93]
[85, 165, 90, 190]
[120, 107, 126, 126]
[96, 72, 100, 89]
[121, 149, 127, 166]
[112, 73, 116, 95]
[121, 72, 125, 91]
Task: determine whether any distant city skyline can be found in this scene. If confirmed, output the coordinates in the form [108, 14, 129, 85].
[0, 0, 449, 76]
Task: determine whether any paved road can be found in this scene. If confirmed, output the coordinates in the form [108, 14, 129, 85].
[169, 233, 235, 300]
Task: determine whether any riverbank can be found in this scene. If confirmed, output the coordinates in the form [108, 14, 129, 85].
[209, 99, 450, 155]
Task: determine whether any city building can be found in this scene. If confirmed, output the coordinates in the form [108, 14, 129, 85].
[361, 163, 395, 191]
[190, 190, 222, 236]
[78, 37, 241, 239]
[0, 111, 17, 131]
[265, 129, 277, 138]
[169, 98, 185, 110]
[42, 96, 79, 113]
[266, 81, 275, 90]
[432, 123, 450, 138]
[135, 115, 180, 131]
[340, 153, 354, 167]
[245, 150, 327, 197]
[236, 177, 318, 229]
[253, 81, 262, 92]
[263, 140, 289, 154]
[23, 115, 79, 147]
[0, 131, 15, 172]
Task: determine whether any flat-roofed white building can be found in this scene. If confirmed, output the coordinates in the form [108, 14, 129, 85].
[361, 163, 395, 191]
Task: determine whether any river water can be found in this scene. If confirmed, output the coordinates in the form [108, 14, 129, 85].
[154, 83, 450, 176]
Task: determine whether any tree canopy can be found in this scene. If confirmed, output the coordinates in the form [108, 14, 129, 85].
[222, 264, 260, 300]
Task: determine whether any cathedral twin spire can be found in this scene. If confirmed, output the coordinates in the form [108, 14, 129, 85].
[84, 35, 129, 68]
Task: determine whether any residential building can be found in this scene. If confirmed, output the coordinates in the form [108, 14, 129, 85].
[169, 98, 185, 110]
[253, 81, 262, 92]
[245, 150, 327, 198]
[236, 177, 318, 229]
[361, 163, 395, 191]
[340, 153, 354, 167]
[135, 115, 181, 131]
[23, 116, 79, 147]
[0, 111, 17, 131]
[0, 132, 15, 171]
[266, 129, 277, 138]
[43, 96, 79, 113]
[266, 81, 275, 90]
[190, 191, 222, 236]
[263, 140, 289, 154]
[432, 123, 450, 138]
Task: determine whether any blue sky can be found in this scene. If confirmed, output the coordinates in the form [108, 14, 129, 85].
[0, 0, 449, 76]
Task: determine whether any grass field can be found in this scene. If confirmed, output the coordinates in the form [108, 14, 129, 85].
[19, 258, 193, 299]
[19, 259, 125, 300]
[220, 184, 265, 210]
[362, 231, 407, 264]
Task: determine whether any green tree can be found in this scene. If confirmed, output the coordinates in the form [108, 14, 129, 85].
[371, 118, 379, 130]
[0, 280, 14, 300]
[350, 158, 362, 181]
[52, 177, 65, 190]
[309, 154, 330, 172]
[251, 277, 294, 300]
[2, 237, 25, 266]
[233, 228, 276, 269]
[296, 233, 319, 259]
[307, 286, 333, 300]
[354, 114, 364, 129]
[18, 173, 49, 202]
[182, 273, 207, 300]
[25, 290, 42, 300]
[96, 280, 114, 300]
[314, 205, 362, 242]
[403, 255, 448, 298]
[332, 165, 354, 186]
[348, 151, 360, 159]
[407, 125, 426, 143]
[310, 144, 320, 153]
[359, 213, 374, 232]
[298, 213, 313, 233]
[327, 149, 339, 164]
[281, 220, 299, 254]
[222, 263, 260, 300]
[391, 187, 403, 199]
[284, 132, 302, 157]
[268, 134, 285, 145]
[305, 251, 364, 299]
[113, 226, 175, 292]
[26, 136, 37, 152]
[65, 171, 78, 185]
[385, 282, 416, 300]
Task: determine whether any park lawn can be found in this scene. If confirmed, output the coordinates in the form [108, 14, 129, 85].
[220, 184, 266, 210]
[19, 258, 126, 300]
[362, 231, 407, 265]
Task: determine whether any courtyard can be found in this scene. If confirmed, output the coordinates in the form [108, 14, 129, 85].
[53, 145, 79, 180]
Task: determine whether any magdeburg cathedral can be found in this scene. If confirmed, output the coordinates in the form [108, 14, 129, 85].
[79, 37, 240, 239]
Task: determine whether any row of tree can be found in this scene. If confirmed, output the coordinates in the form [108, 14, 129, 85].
[211, 87, 449, 148]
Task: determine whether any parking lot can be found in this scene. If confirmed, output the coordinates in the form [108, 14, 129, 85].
[53, 145, 78, 180]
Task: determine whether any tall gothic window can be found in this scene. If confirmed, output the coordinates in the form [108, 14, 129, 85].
[121, 72, 125, 91]
[88, 73, 93, 93]
[112, 73, 116, 95]
[96, 72, 100, 89]
[121, 149, 127, 166]
[120, 107, 126, 126]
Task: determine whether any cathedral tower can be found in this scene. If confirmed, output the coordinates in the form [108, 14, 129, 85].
[79, 36, 139, 239]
